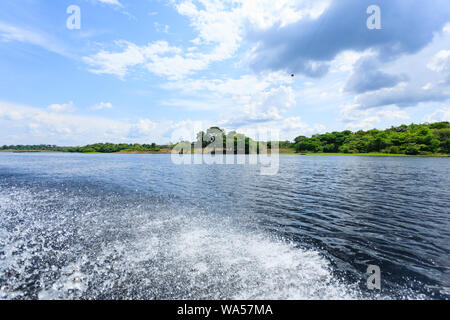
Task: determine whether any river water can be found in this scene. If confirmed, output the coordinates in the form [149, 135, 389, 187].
[0, 153, 448, 299]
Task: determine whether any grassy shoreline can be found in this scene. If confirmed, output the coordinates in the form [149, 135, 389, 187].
[278, 152, 449, 157]
[1, 150, 449, 157]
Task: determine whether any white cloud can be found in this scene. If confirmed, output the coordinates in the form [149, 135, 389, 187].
[0, 101, 126, 144]
[83, 41, 145, 78]
[164, 72, 292, 96]
[0, 102, 26, 121]
[0, 21, 68, 56]
[422, 83, 433, 90]
[339, 104, 373, 123]
[339, 104, 410, 130]
[354, 82, 450, 109]
[84, 40, 223, 79]
[444, 23, 450, 33]
[83, 27, 234, 79]
[235, 86, 296, 123]
[0, 101, 222, 145]
[0, 99, 326, 145]
[226, 116, 325, 141]
[427, 50, 450, 73]
[423, 106, 450, 123]
[83, 0, 331, 80]
[92, 102, 113, 110]
[330, 50, 375, 73]
[324, 17, 450, 117]
[377, 109, 410, 121]
[128, 119, 158, 138]
[162, 98, 225, 111]
[276, 116, 325, 139]
[84, 39, 230, 79]
[97, 0, 123, 7]
[8, 0, 450, 144]
[47, 101, 76, 113]
[145, 54, 210, 80]
[154, 22, 170, 34]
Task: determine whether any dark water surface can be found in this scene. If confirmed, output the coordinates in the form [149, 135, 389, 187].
[0, 153, 449, 299]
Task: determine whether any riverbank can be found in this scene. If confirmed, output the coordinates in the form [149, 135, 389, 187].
[2, 150, 449, 157]
[278, 151, 450, 157]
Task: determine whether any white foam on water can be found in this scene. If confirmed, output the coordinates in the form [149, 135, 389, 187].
[168, 218, 361, 299]
[0, 186, 423, 300]
[31, 212, 361, 300]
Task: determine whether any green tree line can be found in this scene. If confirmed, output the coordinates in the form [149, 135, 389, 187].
[294, 122, 450, 155]
[192, 127, 261, 154]
[0, 143, 163, 153]
[2, 122, 449, 155]
[67, 143, 162, 153]
[0, 144, 67, 151]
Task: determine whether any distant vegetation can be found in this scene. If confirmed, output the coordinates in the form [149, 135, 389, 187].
[67, 143, 164, 153]
[0, 143, 166, 153]
[1, 122, 449, 156]
[191, 127, 262, 154]
[0, 144, 66, 152]
[293, 122, 450, 155]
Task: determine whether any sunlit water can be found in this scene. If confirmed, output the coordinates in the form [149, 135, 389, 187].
[0, 153, 448, 300]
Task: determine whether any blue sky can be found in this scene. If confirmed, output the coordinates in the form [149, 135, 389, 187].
[0, 0, 449, 145]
